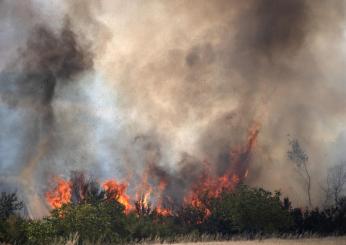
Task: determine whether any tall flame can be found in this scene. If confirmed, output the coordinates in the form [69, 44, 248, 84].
[184, 121, 260, 209]
[102, 180, 132, 213]
[45, 177, 71, 209]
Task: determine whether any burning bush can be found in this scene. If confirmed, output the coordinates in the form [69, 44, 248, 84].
[44, 121, 260, 219]
[3, 185, 346, 244]
[42, 177, 294, 242]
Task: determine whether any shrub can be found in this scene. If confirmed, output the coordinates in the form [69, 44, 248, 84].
[209, 185, 293, 234]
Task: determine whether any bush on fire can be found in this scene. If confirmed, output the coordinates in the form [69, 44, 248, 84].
[1, 185, 346, 244]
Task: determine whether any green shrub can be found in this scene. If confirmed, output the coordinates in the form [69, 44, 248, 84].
[24, 198, 129, 244]
[209, 185, 293, 234]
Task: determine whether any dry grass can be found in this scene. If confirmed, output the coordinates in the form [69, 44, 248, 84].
[163, 237, 346, 245]
[2, 235, 345, 245]
[62, 236, 346, 245]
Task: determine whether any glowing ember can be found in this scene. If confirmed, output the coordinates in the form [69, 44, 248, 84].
[102, 180, 132, 213]
[45, 177, 71, 209]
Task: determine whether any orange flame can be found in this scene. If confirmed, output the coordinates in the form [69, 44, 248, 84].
[184, 121, 260, 212]
[45, 177, 71, 209]
[102, 180, 132, 213]
[155, 179, 172, 216]
[156, 206, 172, 216]
[45, 122, 260, 222]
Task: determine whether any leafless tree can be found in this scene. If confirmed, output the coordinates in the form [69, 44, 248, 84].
[324, 162, 346, 205]
[287, 139, 312, 208]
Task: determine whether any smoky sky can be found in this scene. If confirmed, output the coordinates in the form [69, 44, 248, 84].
[1, 0, 346, 217]
[0, 0, 95, 217]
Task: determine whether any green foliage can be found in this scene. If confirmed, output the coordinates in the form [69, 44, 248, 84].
[175, 203, 208, 235]
[0, 192, 25, 244]
[3, 185, 346, 244]
[24, 196, 128, 244]
[0, 192, 23, 221]
[209, 185, 293, 233]
[128, 201, 178, 240]
[25, 218, 56, 245]
[0, 215, 27, 244]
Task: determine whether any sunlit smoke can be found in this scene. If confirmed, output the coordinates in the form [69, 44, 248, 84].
[1, 0, 346, 217]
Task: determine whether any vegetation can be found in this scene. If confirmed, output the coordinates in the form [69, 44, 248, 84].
[1, 183, 346, 244]
[287, 139, 312, 208]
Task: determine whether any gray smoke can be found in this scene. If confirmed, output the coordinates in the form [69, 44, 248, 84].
[1, 0, 346, 216]
[0, 0, 96, 217]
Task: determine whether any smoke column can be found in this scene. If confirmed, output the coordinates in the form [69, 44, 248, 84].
[0, 0, 346, 216]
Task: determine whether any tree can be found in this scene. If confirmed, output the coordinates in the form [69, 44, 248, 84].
[134, 195, 153, 217]
[69, 171, 106, 205]
[0, 192, 25, 244]
[0, 192, 23, 221]
[209, 185, 292, 234]
[25, 198, 128, 244]
[287, 139, 312, 208]
[324, 162, 346, 205]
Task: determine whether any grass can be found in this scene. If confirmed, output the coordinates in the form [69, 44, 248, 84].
[2, 235, 345, 245]
[64, 235, 346, 245]
[164, 236, 346, 245]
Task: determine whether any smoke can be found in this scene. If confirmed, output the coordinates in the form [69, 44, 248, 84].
[99, 0, 346, 206]
[1, 0, 346, 216]
[239, 0, 309, 56]
[0, 0, 96, 216]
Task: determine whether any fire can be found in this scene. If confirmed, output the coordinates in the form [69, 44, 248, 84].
[44, 122, 260, 221]
[102, 180, 132, 213]
[153, 179, 172, 216]
[45, 177, 71, 209]
[142, 190, 151, 206]
[183, 121, 260, 209]
[156, 206, 172, 216]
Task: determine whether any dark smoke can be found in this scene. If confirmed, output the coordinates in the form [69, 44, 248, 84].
[149, 154, 205, 206]
[1, 0, 346, 216]
[20, 21, 93, 105]
[106, 0, 346, 207]
[238, 0, 309, 58]
[1, 20, 93, 121]
[0, 11, 94, 216]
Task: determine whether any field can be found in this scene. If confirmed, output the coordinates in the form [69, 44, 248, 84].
[165, 237, 346, 245]
[3, 236, 345, 245]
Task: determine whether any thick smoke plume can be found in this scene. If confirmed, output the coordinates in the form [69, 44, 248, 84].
[0, 0, 94, 216]
[1, 0, 346, 216]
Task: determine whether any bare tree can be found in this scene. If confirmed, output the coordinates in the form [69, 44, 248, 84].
[287, 139, 312, 208]
[324, 162, 346, 205]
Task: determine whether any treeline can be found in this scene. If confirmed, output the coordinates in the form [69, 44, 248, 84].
[1, 184, 346, 244]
